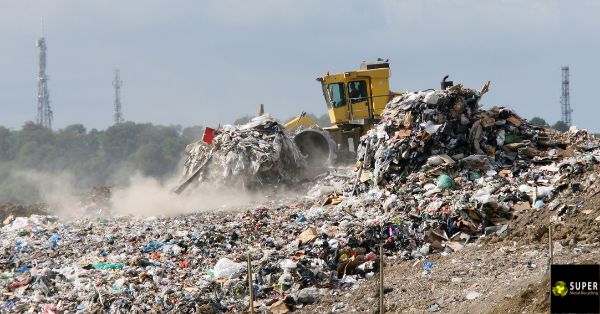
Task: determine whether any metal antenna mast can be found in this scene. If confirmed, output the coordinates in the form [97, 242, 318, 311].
[113, 69, 124, 124]
[36, 18, 53, 129]
[560, 66, 572, 126]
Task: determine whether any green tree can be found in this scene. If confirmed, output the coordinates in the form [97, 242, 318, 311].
[100, 122, 147, 161]
[182, 125, 204, 143]
[0, 121, 198, 203]
[529, 117, 548, 127]
[552, 121, 569, 132]
[0, 126, 11, 160]
[54, 124, 99, 169]
[63, 124, 86, 135]
[129, 143, 168, 177]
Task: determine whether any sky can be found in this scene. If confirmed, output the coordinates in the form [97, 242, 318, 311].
[0, 0, 598, 131]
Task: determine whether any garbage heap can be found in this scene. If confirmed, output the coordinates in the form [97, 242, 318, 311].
[176, 115, 305, 192]
[357, 83, 526, 185]
[351, 82, 600, 251]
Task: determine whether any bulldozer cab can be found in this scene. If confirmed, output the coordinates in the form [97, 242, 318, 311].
[283, 60, 394, 165]
[318, 60, 392, 126]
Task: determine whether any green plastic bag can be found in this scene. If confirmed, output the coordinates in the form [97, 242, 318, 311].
[437, 174, 455, 189]
[92, 262, 124, 270]
[504, 133, 523, 144]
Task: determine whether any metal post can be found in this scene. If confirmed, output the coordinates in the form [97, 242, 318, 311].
[379, 245, 384, 314]
[247, 253, 254, 314]
[352, 141, 370, 195]
[549, 223, 553, 265]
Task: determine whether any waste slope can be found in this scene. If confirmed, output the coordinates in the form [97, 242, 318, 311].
[346, 81, 600, 261]
[357, 83, 502, 185]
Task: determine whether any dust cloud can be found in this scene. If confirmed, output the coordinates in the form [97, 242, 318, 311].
[7, 168, 304, 219]
[9, 170, 80, 217]
[109, 174, 267, 217]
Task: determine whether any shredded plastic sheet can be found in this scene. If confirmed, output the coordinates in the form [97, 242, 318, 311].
[178, 115, 305, 190]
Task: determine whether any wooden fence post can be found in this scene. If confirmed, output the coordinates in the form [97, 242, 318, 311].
[379, 245, 384, 314]
[248, 253, 254, 314]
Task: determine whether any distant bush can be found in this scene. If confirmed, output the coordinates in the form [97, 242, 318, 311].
[0, 121, 203, 203]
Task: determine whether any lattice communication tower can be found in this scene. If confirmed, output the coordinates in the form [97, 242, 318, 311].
[113, 69, 124, 124]
[561, 66, 572, 126]
[36, 20, 53, 129]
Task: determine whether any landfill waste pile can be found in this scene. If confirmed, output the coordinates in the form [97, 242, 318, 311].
[351, 83, 600, 248]
[1, 83, 599, 313]
[2, 149, 599, 313]
[175, 115, 305, 193]
[0, 203, 48, 223]
[0, 189, 390, 313]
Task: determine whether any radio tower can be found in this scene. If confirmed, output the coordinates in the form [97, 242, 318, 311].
[36, 19, 53, 130]
[560, 66, 572, 126]
[113, 69, 124, 124]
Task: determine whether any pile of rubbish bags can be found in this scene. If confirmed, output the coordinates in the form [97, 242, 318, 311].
[176, 115, 305, 193]
[357, 82, 529, 185]
[348, 82, 600, 251]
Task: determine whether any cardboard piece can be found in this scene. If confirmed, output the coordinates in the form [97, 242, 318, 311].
[298, 227, 319, 244]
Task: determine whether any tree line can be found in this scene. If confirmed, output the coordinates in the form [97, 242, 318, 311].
[528, 117, 569, 132]
[0, 122, 203, 203]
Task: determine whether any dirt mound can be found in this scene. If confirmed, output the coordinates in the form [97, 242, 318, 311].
[488, 275, 550, 314]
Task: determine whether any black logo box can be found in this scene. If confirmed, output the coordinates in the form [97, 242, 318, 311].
[551, 264, 600, 314]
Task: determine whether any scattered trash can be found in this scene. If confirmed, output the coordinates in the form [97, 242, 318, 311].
[269, 301, 289, 313]
[534, 200, 545, 208]
[423, 261, 433, 274]
[484, 225, 508, 236]
[298, 227, 319, 244]
[466, 291, 481, 300]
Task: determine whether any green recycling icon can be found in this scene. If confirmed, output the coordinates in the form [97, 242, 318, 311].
[552, 281, 568, 297]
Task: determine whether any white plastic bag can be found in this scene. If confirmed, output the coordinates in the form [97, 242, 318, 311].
[212, 258, 245, 279]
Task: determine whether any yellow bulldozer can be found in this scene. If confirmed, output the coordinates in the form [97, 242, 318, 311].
[286, 59, 402, 165]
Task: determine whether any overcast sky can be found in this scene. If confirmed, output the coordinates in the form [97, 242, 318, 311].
[0, 0, 598, 131]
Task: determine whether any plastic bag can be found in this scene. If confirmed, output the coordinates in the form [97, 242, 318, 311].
[437, 174, 455, 189]
[92, 262, 125, 270]
[212, 258, 245, 279]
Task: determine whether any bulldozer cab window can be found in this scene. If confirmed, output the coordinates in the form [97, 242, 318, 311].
[326, 83, 346, 108]
[348, 80, 367, 104]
